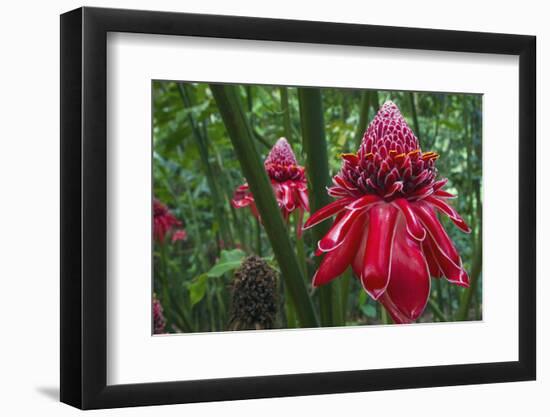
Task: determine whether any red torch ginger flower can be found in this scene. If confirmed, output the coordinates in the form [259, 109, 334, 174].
[232, 138, 309, 235]
[304, 101, 471, 323]
[153, 199, 182, 244]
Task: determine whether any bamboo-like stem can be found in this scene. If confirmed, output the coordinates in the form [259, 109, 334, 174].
[355, 91, 370, 146]
[255, 218, 262, 257]
[210, 84, 319, 328]
[408, 92, 421, 142]
[381, 307, 390, 325]
[340, 269, 352, 323]
[293, 211, 307, 280]
[457, 97, 483, 321]
[458, 184, 483, 321]
[428, 298, 448, 322]
[280, 87, 293, 144]
[285, 287, 297, 328]
[371, 91, 380, 109]
[298, 87, 343, 327]
[435, 276, 444, 313]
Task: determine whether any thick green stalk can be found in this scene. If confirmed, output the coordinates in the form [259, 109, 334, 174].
[457, 98, 483, 321]
[458, 190, 483, 321]
[355, 91, 370, 146]
[408, 92, 421, 141]
[293, 211, 307, 280]
[255, 218, 262, 256]
[381, 307, 390, 325]
[280, 87, 293, 144]
[210, 84, 319, 328]
[371, 91, 380, 109]
[340, 269, 352, 323]
[298, 87, 342, 327]
[428, 298, 448, 322]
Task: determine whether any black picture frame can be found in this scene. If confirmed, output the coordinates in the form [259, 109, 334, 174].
[60, 6, 536, 410]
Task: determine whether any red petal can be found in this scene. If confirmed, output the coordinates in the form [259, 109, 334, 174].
[392, 198, 426, 241]
[434, 189, 456, 199]
[379, 292, 413, 324]
[384, 181, 403, 198]
[345, 194, 381, 211]
[425, 196, 471, 233]
[361, 204, 399, 300]
[413, 203, 460, 265]
[231, 196, 253, 209]
[312, 212, 367, 287]
[303, 197, 355, 229]
[414, 203, 469, 287]
[352, 221, 369, 278]
[381, 220, 431, 321]
[296, 208, 304, 239]
[433, 178, 448, 191]
[422, 238, 442, 278]
[297, 187, 310, 212]
[318, 209, 362, 253]
[427, 235, 470, 287]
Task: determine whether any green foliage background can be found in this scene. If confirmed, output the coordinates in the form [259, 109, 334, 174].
[153, 82, 482, 333]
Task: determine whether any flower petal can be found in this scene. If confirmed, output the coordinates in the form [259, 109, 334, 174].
[312, 212, 367, 287]
[318, 209, 362, 253]
[433, 178, 448, 191]
[425, 195, 471, 233]
[422, 238, 442, 278]
[231, 195, 253, 209]
[434, 189, 456, 199]
[379, 292, 413, 324]
[297, 187, 310, 212]
[381, 220, 431, 321]
[345, 194, 381, 211]
[352, 220, 369, 278]
[303, 197, 355, 229]
[414, 203, 469, 287]
[392, 198, 426, 241]
[360, 204, 399, 300]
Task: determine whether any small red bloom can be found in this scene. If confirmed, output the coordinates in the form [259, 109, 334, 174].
[153, 199, 182, 244]
[232, 138, 309, 235]
[171, 229, 188, 243]
[304, 101, 471, 323]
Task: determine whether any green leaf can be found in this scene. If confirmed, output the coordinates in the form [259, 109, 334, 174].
[206, 249, 246, 277]
[189, 274, 208, 306]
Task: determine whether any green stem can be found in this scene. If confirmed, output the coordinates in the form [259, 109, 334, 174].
[280, 87, 293, 144]
[408, 92, 421, 142]
[293, 211, 307, 280]
[285, 294, 297, 328]
[210, 84, 319, 328]
[381, 307, 390, 325]
[340, 269, 352, 323]
[355, 91, 370, 146]
[458, 240, 482, 321]
[255, 218, 262, 256]
[298, 87, 341, 327]
[428, 298, 448, 322]
[435, 277, 444, 314]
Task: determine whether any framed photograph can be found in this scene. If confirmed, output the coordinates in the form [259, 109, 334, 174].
[60, 6, 536, 409]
